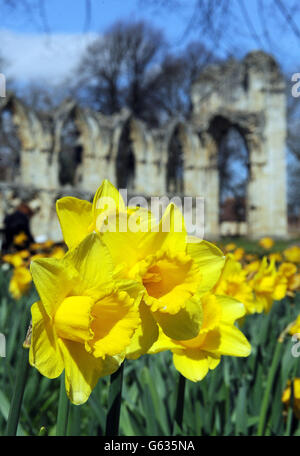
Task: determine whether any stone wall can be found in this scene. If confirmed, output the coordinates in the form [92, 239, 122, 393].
[0, 51, 288, 241]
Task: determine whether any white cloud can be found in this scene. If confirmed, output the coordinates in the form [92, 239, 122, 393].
[0, 29, 98, 86]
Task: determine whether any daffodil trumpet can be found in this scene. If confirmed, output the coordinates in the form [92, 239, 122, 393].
[29, 233, 144, 405]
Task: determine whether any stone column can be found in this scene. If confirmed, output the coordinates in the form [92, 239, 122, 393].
[75, 108, 112, 193]
[11, 98, 52, 189]
[200, 134, 219, 239]
[130, 118, 148, 194]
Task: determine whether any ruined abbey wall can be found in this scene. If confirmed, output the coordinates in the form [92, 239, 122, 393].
[0, 51, 288, 241]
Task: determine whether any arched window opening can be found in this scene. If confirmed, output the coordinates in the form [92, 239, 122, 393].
[116, 120, 135, 191]
[58, 118, 82, 186]
[218, 127, 249, 236]
[167, 125, 184, 194]
[0, 109, 21, 182]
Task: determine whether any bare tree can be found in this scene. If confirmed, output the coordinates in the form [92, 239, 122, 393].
[72, 21, 217, 125]
[156, 42, 217, 118]
[73, 21, 169, 125]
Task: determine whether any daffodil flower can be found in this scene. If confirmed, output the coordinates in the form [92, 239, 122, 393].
[9, 266, 32, 300]
[289, 315, 300, 338]
[56, 180, 125, 251]
[56, 180, 226, 358]
[259, 237, 274, 250]
[13, 231, 28, 246]
[213, 254, 255, 315]
[278, 262, 300, 295]
[29, 233, 143, 404]
[282, 379, 300, 419]
[283, 245, 300, 264]
[148, 293, 251, 382]
[250, 257, 287, 313]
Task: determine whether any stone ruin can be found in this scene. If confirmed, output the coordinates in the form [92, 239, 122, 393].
[0, 51, 288, 242]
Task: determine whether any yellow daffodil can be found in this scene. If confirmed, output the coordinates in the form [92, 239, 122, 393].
[259, 237, 274, 250]
[245, 253, 258, 262]
[244, 260, 261, 274]
[278, 262, 300, 296]
[213, 255, 255, 314]
[17, 250, 31, 259]
[2, 252, 26, 268]
[282, 379, 300, 419]
[56, 179, 124, 251]
[29, 233, 144, 404]
[50, 246, 66, 259]
[56, 180, 226, 358]
[269, 252, 283, 263]
[13, 231, 28, 246]
[9, 266, 32, 299]
[224, 243, 236, 252]
[284, 245, 300, 264]
[30, 242, 46, 252]
[43, 240, 55, 249]
[148, 293, 251, 381]
[289, 315, 300, 339]
[250, 257, 287, 313]
[232, 248, 244, 261]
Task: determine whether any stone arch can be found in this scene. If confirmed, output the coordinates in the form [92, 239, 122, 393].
[0, 94, 52, 188]
[52, 100, 83, 189]
[0, 96, 21, 182]
[164, 120, 203, 196]
[166, 122, 185, 194]
[113, 114, 150, 194]
[115, 117, 136, 192]
[207, 115, 250, 236]
[191, 51, 287, 238]
[73, 108, 116, 192]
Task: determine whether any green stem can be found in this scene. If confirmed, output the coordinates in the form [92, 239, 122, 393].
[105, 363, 124, 436]
[68, 404, 81, 436]
[257, 340, 283, 436]
[173, 374, 186, 434]
[285, 396, 294, 436]
[285, 361, 298, 436]
[5, 346, 30, 436]
[56, 372, 70, 436]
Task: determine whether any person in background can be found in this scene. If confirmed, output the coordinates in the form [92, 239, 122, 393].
[2, 203, 35, 253]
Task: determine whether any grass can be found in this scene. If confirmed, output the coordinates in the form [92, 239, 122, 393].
[216, 237, 300, 255]
[0, 266, 299, 436]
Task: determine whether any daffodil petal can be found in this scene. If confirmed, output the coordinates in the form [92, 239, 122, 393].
[58, 338, 120, 405]
[147, 327, 182, 354]
[90, 290, 140, 358]
[187, 240, 225, 294]
[216, 295, 246, 324]
[139, 203, 187, 256]
[126, 301, 159, 359]
[92, 179, 125, 225]
[56, 197, 93, 249]
[54, 296, 94, 344]
[153, 294, 203, 340]
[213, 323, 251, 357]
[30, 258, 77, 316]
[64, 233, 114, 296]
[29, 301, 64, 379]
[100, 218, 143, 273]
[172, 349, 210, 382]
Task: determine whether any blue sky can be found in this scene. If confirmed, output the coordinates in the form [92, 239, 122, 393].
[1, 0, 300, 86]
